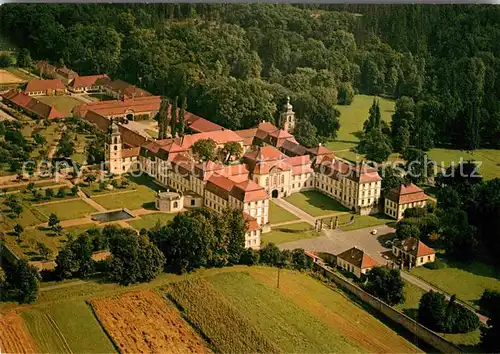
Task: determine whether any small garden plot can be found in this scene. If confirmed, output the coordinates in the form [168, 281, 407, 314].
[2, 227, 69, 261]
[262, 222, 317, 246]
[336, 213, 394, 231]
[285, 190, 349, 217]
[35, 199, 96, 221]
[92, 186, 157, 211]
[90, 291, 209, 354]
[0, 198, 47, 230]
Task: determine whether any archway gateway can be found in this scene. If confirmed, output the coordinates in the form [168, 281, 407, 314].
[272, 189, 279, 198]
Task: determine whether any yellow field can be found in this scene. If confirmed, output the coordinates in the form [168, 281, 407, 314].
[0, 69, 25, 84]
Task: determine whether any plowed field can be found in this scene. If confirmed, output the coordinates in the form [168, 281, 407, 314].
[0, 69, 24, 84]
[0, 312, 38, 353]
[90, 291, 209, 354]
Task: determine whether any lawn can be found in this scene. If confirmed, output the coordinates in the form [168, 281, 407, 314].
[268, 200, 300, 224]
[394, 281, 481, 348]
[0, 199, 47, 229]
[145, 129, 158, 139]
[127, 212, 176, 230]
[337, 213, 394, 231]
[21, 300, 116, 353]
[326, 95, 395, 156]
[91, 186, 157, 211]
[36, 96, 84, 116]
[428, 148, 500, 181]
[35, 199, 97, 221]
[4, 67, 34, 81]
[410, 255, 500, 308]
[83, 93, 114, 102]
[262, 222, 317, 246]
[207, 269, 418, 353]
[285, 190, 349, 217]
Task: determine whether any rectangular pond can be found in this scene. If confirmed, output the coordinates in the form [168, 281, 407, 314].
[91, 209, 134, 223]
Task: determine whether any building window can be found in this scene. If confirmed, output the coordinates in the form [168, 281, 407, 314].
[265, 177, 269, 185]
[281, 175, 284, 184]
[191, 199, 195, 206]
[173, 201, 178, 208]
[114, 145, 118, 151]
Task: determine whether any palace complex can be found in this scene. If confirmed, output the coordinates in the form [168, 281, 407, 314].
[96, 97, 383, 249]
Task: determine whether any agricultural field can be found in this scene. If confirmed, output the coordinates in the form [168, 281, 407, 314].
[2, 227, 67, 261]
[35, 198, 97, 221]
[268, 200, 299, 224]
[0, 198, 47, 230]
[207, 269, 419, 353]
[285, 190, 349, 217]
[262, 222, 317, 246]
[166, 278, 280, 353]
[127, 212, 176, 230]
[36, 95, 84, 116]
[90, 291, 209, 353]
[410, 255, 500, 308]
[21, 300, 115, 353]
[0, 68, 26, 84]
[0, 311, 39, 353]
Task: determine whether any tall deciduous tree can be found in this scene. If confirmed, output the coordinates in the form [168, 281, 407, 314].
[364, 267, 404, 306]
[192, 138, 217, 161]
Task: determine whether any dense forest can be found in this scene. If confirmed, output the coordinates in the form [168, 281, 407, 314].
[1, 4, 499, 150]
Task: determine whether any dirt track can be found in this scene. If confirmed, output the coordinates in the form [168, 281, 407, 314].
[0, 312, 39, 353]
[90, 291, 210, 354]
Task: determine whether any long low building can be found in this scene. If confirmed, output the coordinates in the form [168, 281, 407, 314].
[1, 89, 65, 120]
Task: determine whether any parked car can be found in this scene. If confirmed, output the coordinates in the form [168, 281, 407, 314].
[371, 229, 378, 235]
[384, 240, 393, 247]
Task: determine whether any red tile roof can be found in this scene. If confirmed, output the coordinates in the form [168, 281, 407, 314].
[121, 147, 140, 158]
[394, 237, 435, 257]
[24, 79, 66, 93]
[188, 116, 224, 133]
[337, 247, 378, 269]
[74, 96, 161, 117]
[386, 183, 428, 204]
[103, 79, 152, 99]
[180, 130, 243, 149]
[244, 146, 287, 162]
[256, 121, 279, 133]
[234, 128, 257, 146]
[70, 74, 109, 89]
[243, 212, 260, 231]
[232, 180, 269, 202]
[308, 145, 334, 157]
[1, 89, 65, 120]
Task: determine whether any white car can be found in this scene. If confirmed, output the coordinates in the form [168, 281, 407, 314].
[371, 229, 378, 235]
[384, 240, 394, 247]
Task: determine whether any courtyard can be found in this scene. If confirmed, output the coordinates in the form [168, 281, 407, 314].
[284, 190, 349, 217]
[35, 95, 84, 116]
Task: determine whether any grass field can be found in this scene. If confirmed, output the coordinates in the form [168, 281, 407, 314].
[410, 255, 500, 308]
[262, 222, 317, 246]
[36, 96, 84, 116]
[285, 190, 349, 217]
[92, 186, 157, 211]
[0, 199, 47, 230]
[327, 95, 395, 156]
[2, 227, 67, 261]
[428, 148, 500, 181]
[0, 68, 26, 84]
[126, 212, 176, 230]
[337, 213, 394, 231]
[268, 200, 300, 224]
[91, 291, 208, 353]
[207, 269, 419, 353]
[35, 199, 97, 221]
[21, 300, 116, 353]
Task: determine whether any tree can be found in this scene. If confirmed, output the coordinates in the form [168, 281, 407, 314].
[178, 96, 187, 137]
[395, 222, 421, 240]
[258, 243, 283, 266]
[0, 53, 14, 68]
[13, 223, 24, 242]
[84, 174, 96, 186]
[56, 187, 66, 198]
[170, 96, 178, 137]
[55, 233, 95, 279]
[107, 230, 165, 285]
[48, 213, 60, 231]
[393, 119, 410, 153]
[359, 128, 392, 163]
[222, 142, 243, 163]
[2, 259, 40, 304]
[192, 138, 217, 161]
[293, 119, 319, 148]
[337, 82, 354, 105]
[364, 267, 404, 306]
[291, 248, 313, 270]
[226, 209, 246, 264]
[36, 241, 52, 261]
[156, 97, 170, 140]
[45, 188, 54, 200]
[16, 48, 32, 68]
[439, 208, 478, 261]
[403, 148, 434, 184]
[418, 291, 447, 332]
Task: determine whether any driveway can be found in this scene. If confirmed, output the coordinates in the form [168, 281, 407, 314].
[279, 224, 395, 266]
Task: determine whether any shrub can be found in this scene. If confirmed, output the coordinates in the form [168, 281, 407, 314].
[478, 289, 500, 317]
[423, 258, 445, 269]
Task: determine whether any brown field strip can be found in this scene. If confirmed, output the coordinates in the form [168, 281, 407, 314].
[0, 312, 39, 353]
[0, 69, 25, 84]
[90, 290, 210, 354]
